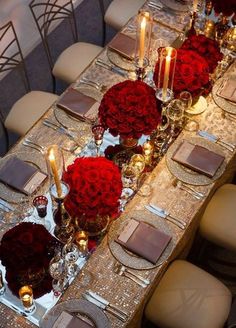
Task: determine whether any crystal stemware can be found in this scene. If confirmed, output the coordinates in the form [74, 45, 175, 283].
[62, 242, 79, 277]
[166, 99, 185, 137]
[92, 123, 105, 156]
[179, 91, 199, 132]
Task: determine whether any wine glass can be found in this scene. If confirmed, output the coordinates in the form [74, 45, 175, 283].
[49, 252, 67, 297]
[92, 123, 105, 156]
[179, 91, 199, 132]
[62, 242, 79, 278]
[166, 99, 185, 137]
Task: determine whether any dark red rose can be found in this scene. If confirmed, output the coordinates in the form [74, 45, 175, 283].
[212, 0, 235, 16]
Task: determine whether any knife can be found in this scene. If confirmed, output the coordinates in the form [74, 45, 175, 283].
[87, 291, 129, 319]
[197, 130, 235, 152]
[83, 294, 127, 322]
[149, 204, 187, 227]
[95, 59, 127, 78]
[43, 120, 78, 141]
[145, 205, 186, 230]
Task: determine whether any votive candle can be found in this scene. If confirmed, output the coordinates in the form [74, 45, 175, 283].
[130, 154, 146, 173]
[19, 285, 35, 313]
[75, 231, 88, 256]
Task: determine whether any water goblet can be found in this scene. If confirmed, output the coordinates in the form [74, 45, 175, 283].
[62, 242, 79, 278]
[92, 123, 105, 156]
[179, 91, 199, 132]
[166, 99, 185, 138]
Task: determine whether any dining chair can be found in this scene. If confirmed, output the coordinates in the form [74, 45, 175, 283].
[0, 21, 58, 147]
[144, 260, 232, 328]
[29, 0, 103, 90]
[98, 0, 145, 45]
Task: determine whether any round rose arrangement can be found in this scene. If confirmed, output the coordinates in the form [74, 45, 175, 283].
[153, 49, 210, 99]
[98, 80, 161, 140]
[212, 0, 235, 16]
[181, 35, 223, 73]
[63, 157, 122, 228]
[0, 222, 57, 298]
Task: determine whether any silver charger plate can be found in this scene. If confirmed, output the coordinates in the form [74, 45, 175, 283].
[0, 151, 48, 204]
[54, 86, 103, 131]
[160, 0, 190, 12]
[212, 77, 236, 115]
[107, 49, 135, 72]
[40, 299, 111, 328]
[108, 210, 175, 270]
[166, 136, 227, 186]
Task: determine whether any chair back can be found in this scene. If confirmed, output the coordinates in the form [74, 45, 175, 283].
[29, 0, 78, 70]
[0, 21, 30, 92]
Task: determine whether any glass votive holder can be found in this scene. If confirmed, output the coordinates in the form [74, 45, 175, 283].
[143, 141, 154, 165]
[33, 196, 48, 218]
[19, 285, 36, 315]
[129, 154, 146, 174]
[75, 231, 89, 258]
[0, 270, 5, 296]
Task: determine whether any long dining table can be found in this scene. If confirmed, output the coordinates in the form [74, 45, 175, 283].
[0, 1, 236, 327]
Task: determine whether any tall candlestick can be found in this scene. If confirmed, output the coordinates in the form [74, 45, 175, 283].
[49, 148, 62, 198]
[139, 16, 147, 67]
[162, 48, 172, 101]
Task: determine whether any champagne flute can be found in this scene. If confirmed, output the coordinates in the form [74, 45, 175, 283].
[179, 91, 199, 132]
[92, 123, 105, 156]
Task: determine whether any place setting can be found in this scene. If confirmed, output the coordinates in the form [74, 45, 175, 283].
[212, 76, 236, 115]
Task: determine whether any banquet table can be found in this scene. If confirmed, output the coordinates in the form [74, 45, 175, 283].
[0, 1, 236, 327]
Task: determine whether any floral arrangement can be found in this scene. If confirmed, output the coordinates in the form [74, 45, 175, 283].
[98, 80, 161, 140]
[212, 0, 235, 16]
[0, 222, 57, 298]
[153, 49, 210, 98]
[64, 157, 122, 223]
[181, 35, 223, 73]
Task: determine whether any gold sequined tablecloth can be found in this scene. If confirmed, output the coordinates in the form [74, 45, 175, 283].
[1, 2, 236, 328]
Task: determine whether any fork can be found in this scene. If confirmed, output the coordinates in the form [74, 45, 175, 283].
[114, 263, 150, 285]
[23, 139, 45, 153]
[172, 179, 205, 200]
[114, 264, 147, 287]
[78, 77, 107, 93]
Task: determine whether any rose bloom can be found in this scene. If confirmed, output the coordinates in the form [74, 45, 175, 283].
[153, 49, 210, 98]
[98, 80, 161, 140]
[181, 35, 223, 73]
[63, 157, 122, 221]
[212, 0, 235, 16]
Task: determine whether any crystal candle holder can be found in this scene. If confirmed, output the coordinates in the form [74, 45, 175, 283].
[19, 285, 36, 315]
[75, 230, 89, 258]
[155, 47, 177, 103]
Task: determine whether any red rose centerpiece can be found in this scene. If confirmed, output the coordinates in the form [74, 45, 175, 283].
[154, 49, 210, 99]
[181, 35, 223, 73]
[98, 80, 161, 142]
[63, 157, 122, 235]
[0, 222, 57, 298]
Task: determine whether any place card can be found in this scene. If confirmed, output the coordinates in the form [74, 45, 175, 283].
[57, 88, 99, 123]
[52, 311, 93, 328]
[172, 140, 225, 178]
[116, 218, 172, 264]
[108, 33, 136, 60]
[0, 156, 47, 195]
[217, 78, 236, 103]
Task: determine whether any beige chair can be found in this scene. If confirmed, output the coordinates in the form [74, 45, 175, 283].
[29, 0, 102, 88]
[0, 21, 58, 146]
[98, 0, 145, 45]
[145, 260, 232, 328]
[199, 184, 236, 252]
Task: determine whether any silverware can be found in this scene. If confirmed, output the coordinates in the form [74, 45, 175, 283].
[23, 139, 45, 153]
[114, 264, 147, 288]
[114, 262, 150, 285]
[197, 130, 235, 152]
[147, 2, 163, 10]
[95, 59, 127, 78]
[172, 179, 204, 200]
[83, 293, 127, 322]
[0, 198, 14, 212]
[78, 78, 107, 93]
[145, 204, 186, 230]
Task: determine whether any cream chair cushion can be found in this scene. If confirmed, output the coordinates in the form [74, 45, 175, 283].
[104, 0, 146, 31]
[52, 42, 102, 84]
[5, 91, 58, 135]
[145, 260, 232, 328]
[200, 184, 236, 252]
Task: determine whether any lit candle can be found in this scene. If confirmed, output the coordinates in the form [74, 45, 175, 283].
[130, 154, 145, 173]
[193, 0, 198, 12]
[139, 16, 147, 67]
[19, 285, 35, 313]
[75, 231, 88, 257]
[49, 148, 62, 198]
[162, 48, 172, 101]
[143, 141, 154, 165]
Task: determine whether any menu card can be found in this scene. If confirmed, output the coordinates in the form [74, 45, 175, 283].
[0, 156, 47, 195]
[57, 88, 99, 123]
[108, 33, 136, 60]
[217, 78, 236, 103]
[172, 140, 225, 178]
[116, 218, 172, 264]
[52, 311, 93, 328]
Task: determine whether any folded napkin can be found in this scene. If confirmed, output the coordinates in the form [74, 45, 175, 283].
[53, 311, 93, 328]
[217, 78, 236, 103]
[116, 218, 171, 264]
[108, 33, 136, 60]
[0, 156, 47, 195]
[57, 88, 99, 123]
[172, 140, 225, 178]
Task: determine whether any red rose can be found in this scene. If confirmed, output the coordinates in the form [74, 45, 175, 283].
[212, 0, 235, 16]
